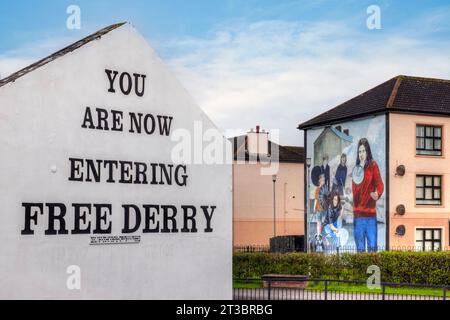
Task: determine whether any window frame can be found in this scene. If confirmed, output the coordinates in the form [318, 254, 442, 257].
[415, 228, 442, 252]
[415, 175, 442, 206]
[416, 124, 443, 156]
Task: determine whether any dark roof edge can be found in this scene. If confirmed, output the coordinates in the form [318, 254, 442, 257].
[298, 108, 450, 131]
[297, 110, 387, 130]
[297, 76, 399, 130]
[229, 136, 304, 163]
[387, 108, 450, 118]
[386, 76, 403, 108]
[298, 74, 450, 130]
[0, 22, 127, 88]
[393, 74, 450, 84]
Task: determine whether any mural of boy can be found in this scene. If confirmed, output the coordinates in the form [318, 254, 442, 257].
[352, 138, 384, 253]
[320, 155, 330, 190]
[313, 173, 329, 249]
[333, 153, 347, 196]
[307, 116, 386, 253]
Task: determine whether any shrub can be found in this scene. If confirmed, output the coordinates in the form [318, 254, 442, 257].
[233, 251, 450, 285]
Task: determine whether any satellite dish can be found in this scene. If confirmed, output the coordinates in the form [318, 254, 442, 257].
[396, 165, 406, 176]
[395, 225, 406, 236]
[396, 205, 406, 215]
[352, 165, 364, 185]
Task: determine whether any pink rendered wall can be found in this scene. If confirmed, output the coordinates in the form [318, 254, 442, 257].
[233, 161, 304, 246]
[390, 113, 450, 249]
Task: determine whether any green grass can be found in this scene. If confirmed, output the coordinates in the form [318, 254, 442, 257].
[233, 280, 446, 297]
[233, 280, 263, 289]
[306, 281, 445, 297]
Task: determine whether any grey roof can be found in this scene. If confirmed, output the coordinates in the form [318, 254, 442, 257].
[283, 146, 305, 159]
[229, 135, 304, 163]
[0, 22, 126, 89]
[298, 75, 450, 130]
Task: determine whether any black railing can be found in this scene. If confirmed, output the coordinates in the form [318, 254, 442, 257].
[233, 277, 449, 301]
[234, 245, 449, 253]
[234, 245, 271, 253]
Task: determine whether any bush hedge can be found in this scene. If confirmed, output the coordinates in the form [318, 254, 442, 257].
[233, 251, 450, 285]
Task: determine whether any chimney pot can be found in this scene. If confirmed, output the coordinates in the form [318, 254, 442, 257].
[247, 125, 269, 156]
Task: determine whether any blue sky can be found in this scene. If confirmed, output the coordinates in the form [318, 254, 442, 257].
[1, 1, 450, 144]
[2, 0, 450, 50]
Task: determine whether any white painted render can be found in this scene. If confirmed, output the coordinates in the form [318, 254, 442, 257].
[0, 23, 232, 300]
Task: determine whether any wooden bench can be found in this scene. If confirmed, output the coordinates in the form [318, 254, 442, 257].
[262, 274, 309, 289]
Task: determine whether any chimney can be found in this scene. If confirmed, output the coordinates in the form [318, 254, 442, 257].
[247, 125, 269, 155]
[336, 126, 342, 132]
[343, 129, 349, 136]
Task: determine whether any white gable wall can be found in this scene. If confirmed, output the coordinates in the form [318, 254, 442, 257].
[0, 24, 232, 299]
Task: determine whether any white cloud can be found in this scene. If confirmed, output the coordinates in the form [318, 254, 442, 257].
[3, 20, 450, 146]
[0, 57, 33, 79]
[0, 36, 78, 80]
[160, 19, 450, 145]
[410, 5, 450, 34]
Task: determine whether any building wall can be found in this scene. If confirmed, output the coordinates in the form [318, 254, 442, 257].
[389, 113, 450, 250]
[313, 128, 351, 167]
[233, 161, 304, 246]
[0, 24, 232, 299]
[305, 115, 387, 252]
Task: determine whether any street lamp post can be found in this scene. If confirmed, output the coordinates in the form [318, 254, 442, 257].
[306, 158, 311, 207]
[306, 158, 311, 252]
[272, 174, 277, 238]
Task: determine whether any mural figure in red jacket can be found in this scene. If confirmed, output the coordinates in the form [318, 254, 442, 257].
[352, 138, 384, 252]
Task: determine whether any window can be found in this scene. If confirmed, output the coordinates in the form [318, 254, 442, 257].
[416, 228, 442, 251]
[416, 175, 442, 205]
[416, 125, 442, 156]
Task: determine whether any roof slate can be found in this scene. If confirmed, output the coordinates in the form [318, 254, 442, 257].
[229, 135, 304, 163]
[298, 75, 450, 129]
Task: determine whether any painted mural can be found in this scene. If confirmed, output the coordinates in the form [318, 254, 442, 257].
[306, 115, 386, 253]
